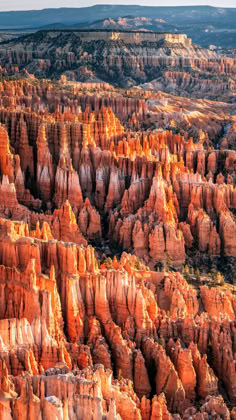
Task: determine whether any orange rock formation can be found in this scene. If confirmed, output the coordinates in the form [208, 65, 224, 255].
[0, 77, 235, 419]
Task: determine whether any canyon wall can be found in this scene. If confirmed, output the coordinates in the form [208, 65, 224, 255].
[0, 29, 235, 99]
[74, 30, 192, 46]
[0, 77, 235, 419]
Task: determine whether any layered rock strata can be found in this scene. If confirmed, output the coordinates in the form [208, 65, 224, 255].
[0, 77, 235, 418]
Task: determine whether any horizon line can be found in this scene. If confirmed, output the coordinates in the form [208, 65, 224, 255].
[1, 4, 236, 13]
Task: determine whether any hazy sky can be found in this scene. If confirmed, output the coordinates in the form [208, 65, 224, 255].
[1, 0, 236, 12]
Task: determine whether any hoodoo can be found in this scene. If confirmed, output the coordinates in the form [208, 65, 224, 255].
[0, 4, 236, 420]
[1, 28, 235, 95]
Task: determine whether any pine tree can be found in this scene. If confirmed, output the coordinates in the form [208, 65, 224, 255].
[185, 264, 190, 274]
[216, 272, 224, 285]
[184, 264, 191, 281]
[195, 268, 200, 281]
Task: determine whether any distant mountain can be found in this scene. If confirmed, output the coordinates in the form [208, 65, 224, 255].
[0, 5, 235, 28]
[77, 15, 236, 48]
[36, 23, 69, 30]
[0, 6, 236, 48]
[72, 17, 176, 33]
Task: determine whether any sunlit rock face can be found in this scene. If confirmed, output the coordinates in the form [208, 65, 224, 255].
[0, 75, 235, 419]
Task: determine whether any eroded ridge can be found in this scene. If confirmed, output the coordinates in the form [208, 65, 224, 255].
[0, 77, 235, 419]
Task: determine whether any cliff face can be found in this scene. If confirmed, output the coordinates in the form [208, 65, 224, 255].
[0, 75, 236, 419]
[0, 30, 236, 99]
[75, 31, 192, 45]
[0, 222, 235, 418]
[0, 78, 235, 266]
